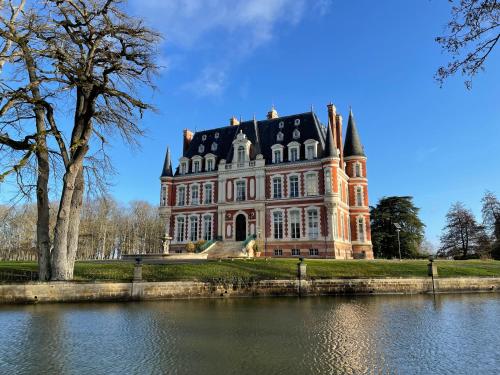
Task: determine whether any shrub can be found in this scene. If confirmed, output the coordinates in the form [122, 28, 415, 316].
[185, 242, 195, 253]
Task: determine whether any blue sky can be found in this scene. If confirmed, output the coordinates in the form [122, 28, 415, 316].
[115, 0, 500, 246]
[4, 0, 499, 247]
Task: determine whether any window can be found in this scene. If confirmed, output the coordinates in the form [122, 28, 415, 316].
[211, 142, 218, 151]
[291, 248, 301, 256]
[292, 129, 300, 140]
[307, 209, 319, 239]
[178, 186, 186, 206]
[289, 175, 299, 198]
[176, 217, 185, 242]
[273, 211, 283, 239]
[273, 150, 282, 163]
[191, 185, 199, 205]
[202, 134, 207, 141]
[306, 145, 315, 160]
[203, 215, 212, 241]
[237, 146, 245, 162]
[207, 159, 214, 172]
[161, 185, 167, 206]
[355, 163, 361, 177]
[341, 212, 345, 240]
[294, 119, 300, 126]
[324, 170, 332, 194]
[236, 180, 246, 201]
[276, 131, 284, 142]
[273, 177, 282, 199]
[358, 217, 365, 242]
[290, 210, 301, 239]
[356, 187, 363, 206]
[180, 162, 187, 174]
[279, 121, 284, 128]
[309, 248, 319, 256]
[214, 132, 219, 139]
[204, 184, 212, 204]
[290, 147, 298, 162]
[198, 144, 204, 153]
[193, 160, 200, 173]
[274, 249, 283, 256]
[190, 216, 198, 242]
[306, 174, 318, 196]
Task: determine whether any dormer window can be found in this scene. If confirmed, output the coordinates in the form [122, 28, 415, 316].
[180, 161, 188, 174]
[294, 119, 300, 126]
[193, 160, 200, 173]
[211, 142, 218, 151]
[287, 142, 300, 162]
[202, 134, 207, 141]
[198, 144, 205, 153]
[271, 144, 284, 164]
[214, 132, 219, 139]
[279, 121, 284, 129]
[277, 131, 284, 142]
[237, 146, 245, 162]
[304, 139, 318, 160]
[293, 129, 300, 140]
[207, 159, 214, 171]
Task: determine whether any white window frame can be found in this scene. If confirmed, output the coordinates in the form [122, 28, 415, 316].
[356, 185, 363, 207]
[291, 248, 301, 256]
[287, 141, 300, 162]
[237, 145, 246, 163]
[271, 144, 284, 164]
[289, 209, 301, 239]
[190, 184, 200, 205]
[235, 179, 246, 201]
[357, 216, 366, 242]
[288, 174, 300, 198]
[177, 185, 186, 206]
[355, 162, 362, 177]
[161, 184, 167, 206]
[204, 153, 216, 172]
[304, 139, 318, 160]
[272, 176, 283, 199]
[188, 215, 199, 242]
[307, 207, 319, 240]
[175, 215, 186, 242]
[203, 214, 213, 241]
[203, 183, 213, 204]
[272, 209, 285, 240]
[305, 172, 319, 196]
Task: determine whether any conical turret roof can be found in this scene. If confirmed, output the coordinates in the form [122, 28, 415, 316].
[323, 118, 338, 158]
[161, 147, 173, 177]
[343, 109, 365, 157]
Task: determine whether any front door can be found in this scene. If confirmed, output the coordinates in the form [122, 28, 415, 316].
[235, 214, 246, 241]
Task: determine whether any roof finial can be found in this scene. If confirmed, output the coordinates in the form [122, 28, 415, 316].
[310, 104, 314, 112]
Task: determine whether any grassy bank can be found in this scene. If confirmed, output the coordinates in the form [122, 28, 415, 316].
[1, 259, 500, 282]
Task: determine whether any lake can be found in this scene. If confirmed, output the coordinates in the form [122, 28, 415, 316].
[0, 294, 499, 374]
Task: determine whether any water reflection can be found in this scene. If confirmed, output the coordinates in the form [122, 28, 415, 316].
[0, 294, 499, 374]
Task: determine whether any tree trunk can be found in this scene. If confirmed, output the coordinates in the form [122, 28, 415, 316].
[51, 163, 82, 280]
[65, 169, 84, 279]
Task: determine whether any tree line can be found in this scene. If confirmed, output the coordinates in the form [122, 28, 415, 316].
[370, 192, 500, 260]
[0, 198, 164, 261]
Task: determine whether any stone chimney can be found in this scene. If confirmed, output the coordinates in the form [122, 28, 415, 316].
[267, 106, 279, 119]
[183, 128, 194, 153]
[230, 116, 240, 126]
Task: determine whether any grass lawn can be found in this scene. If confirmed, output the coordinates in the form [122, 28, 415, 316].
[1, 259, 500, 282]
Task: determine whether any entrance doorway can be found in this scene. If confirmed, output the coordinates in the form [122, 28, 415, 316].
[235, 214, 246, 241]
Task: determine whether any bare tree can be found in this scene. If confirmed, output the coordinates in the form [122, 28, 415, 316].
[436, 0, 500, 88]
[481, 191, 500, 239]
[0, 0, 160, 280]
[439, 202, 488, 258]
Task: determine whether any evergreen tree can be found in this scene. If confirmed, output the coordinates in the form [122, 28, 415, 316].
[481, 191, 500, 259]
[370, 196, 425, 259]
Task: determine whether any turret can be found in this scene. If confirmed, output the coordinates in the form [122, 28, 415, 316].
[161, 147, 173, 177]
[344, 109, 373, 259]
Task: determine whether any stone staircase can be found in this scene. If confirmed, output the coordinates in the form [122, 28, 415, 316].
[205, 241, 247, 259]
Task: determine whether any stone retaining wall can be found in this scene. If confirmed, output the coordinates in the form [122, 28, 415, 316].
[1, 277, 499, 304]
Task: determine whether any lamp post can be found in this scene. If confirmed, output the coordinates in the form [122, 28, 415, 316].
[394, 223, 402, 261]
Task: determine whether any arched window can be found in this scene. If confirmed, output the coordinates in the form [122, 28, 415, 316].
[237, 146, 245, 162]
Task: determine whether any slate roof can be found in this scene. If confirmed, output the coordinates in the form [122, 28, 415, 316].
[161, 147, 173, 177]
[323, 119, 338, 158]
[343, 109, 365, 157]
[174, 111, 333, 175]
